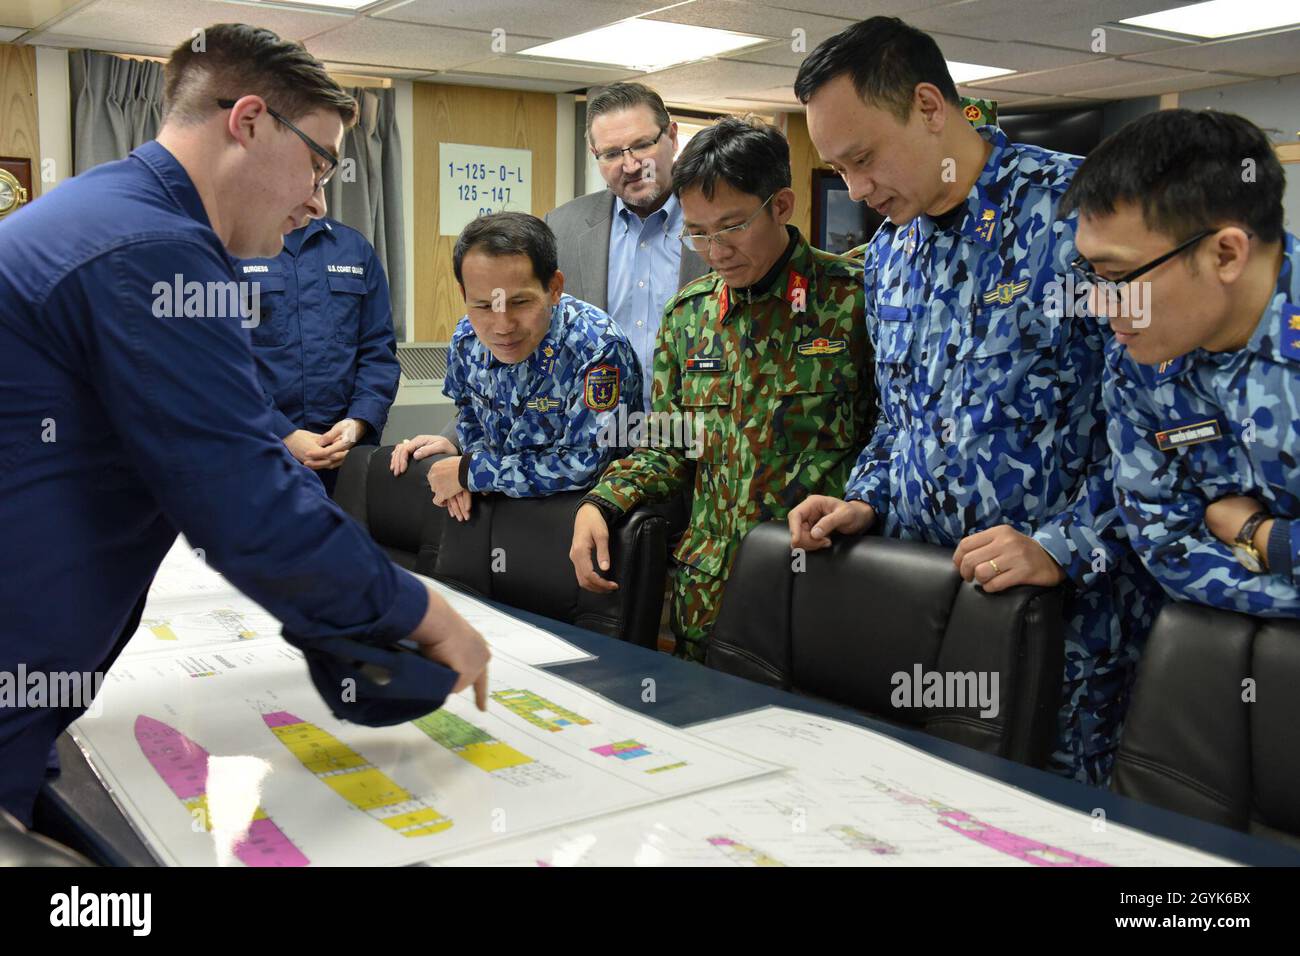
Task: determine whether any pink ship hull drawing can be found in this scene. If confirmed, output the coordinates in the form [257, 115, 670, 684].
[135, 715, 309, 867]
[871, 779, 1107, 867]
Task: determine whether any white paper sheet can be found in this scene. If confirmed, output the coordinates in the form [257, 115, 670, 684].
[127, 537, 590, 667]
[71, 647, 779, 866]
[440, 707, 1234, 867]
[413, 573, 592, 666]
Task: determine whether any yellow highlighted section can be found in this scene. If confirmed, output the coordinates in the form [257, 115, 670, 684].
[271, 723, 369, 774]
[150, 624, 178, 641]
[270, 717, 453, 835]
[321, 767, 409, 809]
[382, 807, 454, 836]
[645, 761, 688, 774]
[460, 741, 533, 772]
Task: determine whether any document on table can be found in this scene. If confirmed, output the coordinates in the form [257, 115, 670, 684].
[72, 647, 779, 866]
[123, 537, 590, 667]
[439, 707, 1235, 867]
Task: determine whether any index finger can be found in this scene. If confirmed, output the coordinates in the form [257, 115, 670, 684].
[787, 506, 809, 547]
[474, 669, 489, 711]
[574, 546, 618, 591]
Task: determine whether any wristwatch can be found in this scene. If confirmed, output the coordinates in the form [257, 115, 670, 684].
[1232, 510, 1271, 572]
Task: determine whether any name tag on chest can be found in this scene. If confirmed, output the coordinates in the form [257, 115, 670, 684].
[685, 357, 724, 373]
[1155, 418, 1224, 452]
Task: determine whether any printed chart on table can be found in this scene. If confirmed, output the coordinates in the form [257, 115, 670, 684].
[71, 646, 779, 866]
[125, 537, 589, 667]
[440, 707, 1235, 867]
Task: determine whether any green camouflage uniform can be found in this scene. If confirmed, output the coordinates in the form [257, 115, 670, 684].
[588, 229, 876, 661]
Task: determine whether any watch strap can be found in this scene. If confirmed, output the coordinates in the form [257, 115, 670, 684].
[1235, 510, 1271, 548]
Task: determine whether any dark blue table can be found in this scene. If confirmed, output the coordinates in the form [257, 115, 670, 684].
[37, 605, 1300, 867]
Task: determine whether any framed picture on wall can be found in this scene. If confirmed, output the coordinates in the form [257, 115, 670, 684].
[811, 168, 884, 254]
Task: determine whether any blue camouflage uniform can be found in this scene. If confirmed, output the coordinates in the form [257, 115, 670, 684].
[235, 218, 399, 494]
[844, 126, 1162, 784]
[1106, 233, 1300, 613]
[0, 141, 453, 825]
[445, 293, 644, 496]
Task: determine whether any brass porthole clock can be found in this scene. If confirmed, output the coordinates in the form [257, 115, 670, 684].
[0, 159, 32, 220]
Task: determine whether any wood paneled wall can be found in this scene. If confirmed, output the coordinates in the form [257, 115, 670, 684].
[0, 43, 41, 188]
[784, 111, 826, 243]
[412, 82, 556, 342]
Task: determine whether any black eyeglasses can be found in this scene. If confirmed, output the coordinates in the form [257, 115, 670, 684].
[1070, 228, 1215, 289]
[593, 128, 666, 166]
[217, 98, 339, 190]
[679, 194, 775, 253]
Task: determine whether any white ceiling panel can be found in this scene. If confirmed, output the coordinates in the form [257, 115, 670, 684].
[907, 0, 1192, 55]
[1074, 70, 1253, 100]
[640, 56, 793, 103]
[1125, 29, 1300, 78]
[968, 57, 1199, 96]
[452, 55, 639, 85]
[35, 0, 351, 46]
[304, 16, 545, 72]
[721, 83, 799, 106]
[319, 60, 434, 79]
[0, 0, 88, 31]
[645, 0, 852, 40]
[9, 0, 1283, 107]
[956, 86, 1094, 108]
[926, 31, 1102, 72]
[373, 0, 663, 37]
[753, 0, 941, 20]
[33, 32, 175, 55]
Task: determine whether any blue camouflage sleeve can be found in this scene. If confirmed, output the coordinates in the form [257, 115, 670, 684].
[1106, 347, 1300, 614]
[464, 335, 643, 497]
[843, 240, 894, 517]
[443, 319, 489, 455]
[1030, 223, 1132, 586]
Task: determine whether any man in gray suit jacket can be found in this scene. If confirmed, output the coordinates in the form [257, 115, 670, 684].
[545, 83, 708, 408]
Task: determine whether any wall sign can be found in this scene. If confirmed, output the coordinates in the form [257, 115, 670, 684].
[439, 142, 532, 236]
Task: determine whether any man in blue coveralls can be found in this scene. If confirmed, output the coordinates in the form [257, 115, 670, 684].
[1065, 109, 1300, 614]
[0, 24, 488, 825]
[786, 17, 1161, 785]
[236, 217, 400, 495]
[389, 212, 643, 521]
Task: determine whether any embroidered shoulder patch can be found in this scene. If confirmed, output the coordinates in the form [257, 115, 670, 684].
[583, 365, 620, 411]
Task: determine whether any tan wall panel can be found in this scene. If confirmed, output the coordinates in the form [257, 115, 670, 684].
[784, 111, 825, 243]
[412, 82, 556, 342]
[0, 42, 41, 172]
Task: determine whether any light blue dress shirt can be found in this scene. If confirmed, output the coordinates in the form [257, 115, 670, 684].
[606, 192, 685, 407]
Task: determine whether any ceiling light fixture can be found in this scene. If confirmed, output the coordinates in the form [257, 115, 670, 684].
[1121, 0, 1299, 39]
[518, 19, 768, 72]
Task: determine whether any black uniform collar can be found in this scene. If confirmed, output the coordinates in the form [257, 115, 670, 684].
[731, 225, 799, 299]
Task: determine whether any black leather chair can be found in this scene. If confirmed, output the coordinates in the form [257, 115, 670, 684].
[2, 809, 92, 867]
[706, 522, 1066, 767]
[335, 445, 673, 649]
[1111, 602, 1300, 847]
[334, 442, 447, 574]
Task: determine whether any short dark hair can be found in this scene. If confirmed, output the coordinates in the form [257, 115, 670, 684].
[163, 23, 357, 127]
[586, 82, 671, 143]
[672, 116, 791, 202]
[794, 16, 960, 121]
[1060, 109, 1285, 244]
[453, 212, 558, 289]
